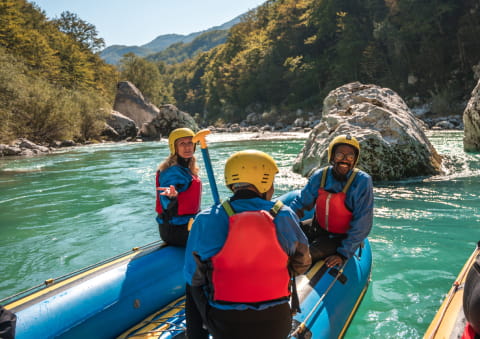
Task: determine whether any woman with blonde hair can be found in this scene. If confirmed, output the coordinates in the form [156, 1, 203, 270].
[155, 128, 202, 247]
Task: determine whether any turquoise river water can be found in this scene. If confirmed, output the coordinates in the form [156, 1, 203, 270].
[0, 130, 479, 338]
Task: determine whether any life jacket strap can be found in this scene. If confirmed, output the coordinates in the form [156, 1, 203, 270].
[320, 166, 359, 193]
[269, 200, 283, 218]
[221, 200, 236, 217]
[320, 166, 329, 188]
[342, 168, 359, 193]
[222, 199, 283, 219]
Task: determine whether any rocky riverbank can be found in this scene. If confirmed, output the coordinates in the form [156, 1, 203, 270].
[0, 80, 469, 158]
[0, 139, 79, 157]
[0, 114, 462, 158]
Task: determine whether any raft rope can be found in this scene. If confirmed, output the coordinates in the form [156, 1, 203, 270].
[426, 242, 480, 339]
[290, 260, 349, 337]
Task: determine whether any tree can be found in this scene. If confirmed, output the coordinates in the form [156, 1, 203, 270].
[0, 2, 117, 143]
[119, 53, 175, 106]
[53, 11, 105, 52]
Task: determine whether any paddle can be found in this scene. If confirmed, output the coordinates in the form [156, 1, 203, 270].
[193, 129, 221, 205]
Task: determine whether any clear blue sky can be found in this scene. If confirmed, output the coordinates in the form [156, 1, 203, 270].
[30, 0, 266, 47]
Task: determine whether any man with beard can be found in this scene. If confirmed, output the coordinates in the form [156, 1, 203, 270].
[289, 134, 374, 268]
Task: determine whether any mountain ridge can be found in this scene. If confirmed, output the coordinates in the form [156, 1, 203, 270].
[100, 15, 243, 65]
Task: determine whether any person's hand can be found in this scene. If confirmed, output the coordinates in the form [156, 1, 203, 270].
[324, 254, 344, 268]
[157, 185, 178, 198]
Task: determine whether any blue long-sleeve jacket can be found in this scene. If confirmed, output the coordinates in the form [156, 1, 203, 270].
[288, 166, 373, 259]
[184, 195, 311, 311]
[156, 165, 198, 226]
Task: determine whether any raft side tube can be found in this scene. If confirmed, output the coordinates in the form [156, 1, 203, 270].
[6, 244, 186, 339]
[277, 189, 372, 339]
[424, 242, 480, 339]
[292, 239, 372, 339]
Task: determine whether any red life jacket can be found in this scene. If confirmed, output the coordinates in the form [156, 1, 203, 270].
[210, 200, 290, 303]
[155, 169, 202, 216]
[315, 166, 359, 234]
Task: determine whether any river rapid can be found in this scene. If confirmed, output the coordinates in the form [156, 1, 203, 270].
[0, 130, 479, 338]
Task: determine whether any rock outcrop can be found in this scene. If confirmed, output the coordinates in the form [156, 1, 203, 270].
[0, 138, 51, 156]
[102, 111, 138, 141]
[113, 82, 197, 141]
[113, 81, 159, 128]
[463, 79, 480, 151]
[293, 82, 443, 181]
[139, 104, 198, 140]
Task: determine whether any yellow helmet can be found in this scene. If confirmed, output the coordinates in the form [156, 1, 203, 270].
[224, 150, 279, 193]
[168, 128, 195, 155]
[327, 134, 360, 165]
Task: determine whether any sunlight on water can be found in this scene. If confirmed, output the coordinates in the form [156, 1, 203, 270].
[0, 130, 479, 339]
[352, 129, 480, 338]
[425, 130, 480, 180]
[206, 131, 309, 143]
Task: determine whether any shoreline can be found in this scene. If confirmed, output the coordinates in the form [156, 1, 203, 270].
[0, 131, 311, 158]
[0, 129, 465, 159]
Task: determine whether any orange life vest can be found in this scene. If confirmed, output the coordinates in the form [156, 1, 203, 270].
[315, 167, 358, 234]
[211, 200, 290, 303]
[155, 169, 202, 216]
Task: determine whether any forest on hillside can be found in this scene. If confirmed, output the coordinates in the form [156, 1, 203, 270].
[154, 0, 480, 125]
[0, 0, 118, 144]
[1, 0, 480, 144]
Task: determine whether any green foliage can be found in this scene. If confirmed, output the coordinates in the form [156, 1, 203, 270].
[163, 0, 479, 124]
[0, 45, 111, 143]
[2, 0, 479, 142]
[53, 11, 105, 52]
[119, 53, 175, 106]
[73, 92, 111, 141]
[0, 0, 118, 144]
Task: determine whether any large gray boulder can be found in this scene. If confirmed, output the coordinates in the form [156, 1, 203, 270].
[463, 79, 480, 151]
[113, 81, 159, 128]
[113, 82, 198, 141]
[102, 110, 137, 141]
[139, 104, 198, 140]
[293, 82, 442, 181]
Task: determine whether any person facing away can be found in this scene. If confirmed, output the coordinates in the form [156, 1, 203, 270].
[155, 128, 202, 247]
[184, 149, 311, 339]
[288, 134, 374, 268]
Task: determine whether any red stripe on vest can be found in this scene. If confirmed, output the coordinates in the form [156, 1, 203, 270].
[211, 210, 290, 303]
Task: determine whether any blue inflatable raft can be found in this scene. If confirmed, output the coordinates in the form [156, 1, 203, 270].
[2, 191, 372, 339]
